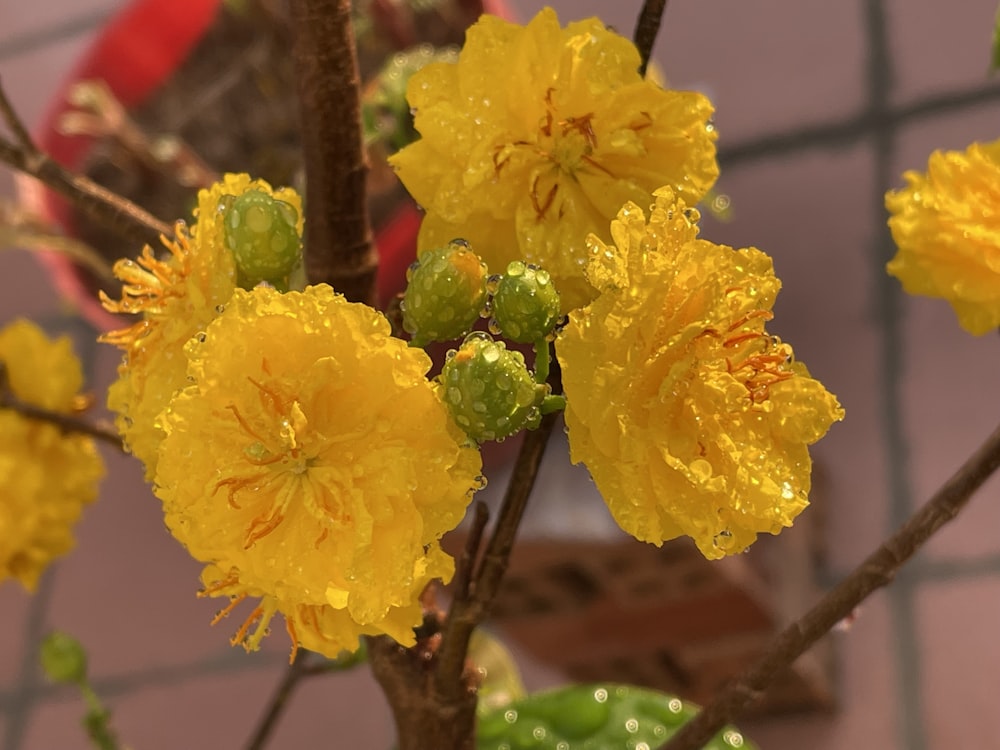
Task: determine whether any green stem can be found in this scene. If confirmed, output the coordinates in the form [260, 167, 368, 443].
[533, 339, 551, 384]
[78, 684, 120, 750]
[539, 395, 566, 414]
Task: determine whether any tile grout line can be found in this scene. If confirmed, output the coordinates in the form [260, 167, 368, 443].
[863, 2, 927, 750]
[718, 81, 1000, 167]
[0, 648, 287, 713]
[2, 568, 56, 750]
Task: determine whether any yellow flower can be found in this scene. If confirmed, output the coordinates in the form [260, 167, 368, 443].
[390, 7, 718, 311]
[154, 286, 482, 656]
[886, 139, 1000, 335]
[556, 189, 843, 559]
[0, 320, 104, 591]
[100, 174, 303, 477]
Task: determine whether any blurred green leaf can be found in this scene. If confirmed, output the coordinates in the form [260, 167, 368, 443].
[469, 629, 526, 716]
[993, 2, 1000, 71]
[477, 683, 755, 750]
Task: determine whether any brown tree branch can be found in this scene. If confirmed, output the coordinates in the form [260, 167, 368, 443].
[0, 364, 124, 452]
[434, 413, 559, 703]
[0, 77, 172, 249]
[290, 0, 378, 306]
[633, 0, 668, 77]
[658, 418, 1000, 750]
[452, 500, 490, 602]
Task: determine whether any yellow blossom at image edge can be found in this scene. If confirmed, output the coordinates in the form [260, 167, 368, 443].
[100, 174, 303, 478]
[556, 189, 843, 559]
[0, 319, 104, 591]
[154, 285, 482, 656]
[391, 7, 718, 311]
[886, 139, 1000, 335]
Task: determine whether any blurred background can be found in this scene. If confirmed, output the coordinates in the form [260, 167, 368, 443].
[2, 0, 1000, 747]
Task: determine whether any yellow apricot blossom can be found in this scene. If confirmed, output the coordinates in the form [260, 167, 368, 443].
[154, 285, 482, 657]
[390, 7, 718, 311]
[0, 320, 104, 590]
[556, 189, 843, 559]
[100, 174, 303, 478]
[886, 139, 1000, 335]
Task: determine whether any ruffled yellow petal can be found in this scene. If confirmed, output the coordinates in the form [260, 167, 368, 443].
[155, 285, 481, 656]
[100, 174, 301, 478]
[556, 190, 843, 559]
[391, 7, 718, 312]
[886, 139, 1000, 335]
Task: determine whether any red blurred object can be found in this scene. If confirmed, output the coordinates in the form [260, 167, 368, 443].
[21, 0, 514, 330]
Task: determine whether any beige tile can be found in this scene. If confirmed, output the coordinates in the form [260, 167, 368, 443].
[504, 0, 869, 143]
[22, 663, 394, 749]
[0, 585, 30, 690]
[42, 442, 245, 678]
[915, 578, 1000, 750]
[887, 0, 1000, 105]
[0, 250, 61, 323]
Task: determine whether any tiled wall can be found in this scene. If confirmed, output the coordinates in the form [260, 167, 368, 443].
[2, 1, 1000, 747]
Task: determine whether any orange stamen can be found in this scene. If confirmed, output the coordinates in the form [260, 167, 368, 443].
[285, 618, 300, 665]
[530, 175, 559, 220]
[231, 605, 264, 647]
[210, 593, 247, 625]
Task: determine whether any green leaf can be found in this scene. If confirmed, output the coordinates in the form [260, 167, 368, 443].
[477, 683, 755, 750]
[469, 629, 526, 716]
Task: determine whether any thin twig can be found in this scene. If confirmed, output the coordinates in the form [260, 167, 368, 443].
[632, 0, 668, 77]
[0, 363, 125, 451]
[0, 77, 34, 151]
[0, 77, 172, 249]
[245, 650, 311, 750]
[434, 414, 559, 702]
[452, 501, 490, 602]
[658, 418, 1000, 750]
[290, 0, 378, 305]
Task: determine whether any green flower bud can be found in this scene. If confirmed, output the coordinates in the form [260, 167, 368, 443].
[489, 261, 562, 343]
[222, 189, 302, 287]
[401, 240, 489, 347]
[40, 632, 88, 684]
[439, 332, 547, 442]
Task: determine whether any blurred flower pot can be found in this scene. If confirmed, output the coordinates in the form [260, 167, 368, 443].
[18, 0, 512, 331]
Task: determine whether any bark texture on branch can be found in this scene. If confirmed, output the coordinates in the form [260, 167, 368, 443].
[290, 0, 378, 306]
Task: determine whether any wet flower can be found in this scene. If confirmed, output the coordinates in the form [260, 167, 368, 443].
[154, 286, 482, 656]
[886, 139, 1000, 335]
[100, 174, 303, 477]
[390, 7, 718, 311]
[556, 189, 843, 559]
[0, 320, 104, 590]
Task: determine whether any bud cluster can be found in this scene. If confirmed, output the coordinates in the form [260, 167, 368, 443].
[400, 241, 564, 442]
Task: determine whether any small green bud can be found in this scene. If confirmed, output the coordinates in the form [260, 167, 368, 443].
[40, 632, 88, 684]
[439, 332, 546, 442]
[401, 240, 489, 347]
[222, 189, 302, 287]
[489, 261, 562, 343]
